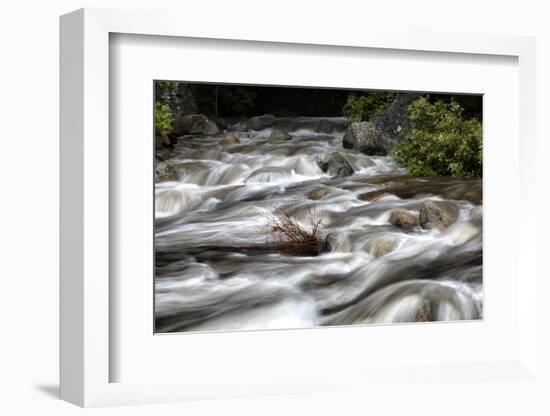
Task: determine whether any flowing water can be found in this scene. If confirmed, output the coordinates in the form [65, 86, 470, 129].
[155, 117, 483, 333]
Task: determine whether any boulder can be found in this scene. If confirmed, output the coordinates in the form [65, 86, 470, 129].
[389, 209, 419, 229]
[269, 128, 292, 141]
[316, 158, 329, 173]
[371, 92, 420, 147]
[419, 200, 459, 230]
[317, 119, 334, 134]
[174, 114, 219, 136]
[155, 161, 178, 182]
[358, 190, 392, 202]
[248, 114, 276, 131]
[307, 187, 329, 200]
[342, 121, 387, 156]
[325, 152, 355, 178]
[342, 93, 421, 155]
[367, 239, 395, 257]
[219, 134, 240, 145]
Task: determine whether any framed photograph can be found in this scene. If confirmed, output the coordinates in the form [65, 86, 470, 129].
[60, 8, 539, 408]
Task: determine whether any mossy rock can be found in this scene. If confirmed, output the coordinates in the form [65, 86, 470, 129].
[219, 135, 240, 145]
[155, 161, 178, 182]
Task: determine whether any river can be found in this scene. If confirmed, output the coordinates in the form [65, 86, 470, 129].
[154, 117, 483, 333]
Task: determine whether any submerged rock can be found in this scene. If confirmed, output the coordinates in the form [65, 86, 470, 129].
[307, 187, 329, 200]
[325, 152, 354, 178]
[155, 161, 178, 182]
[389, 209, 419, 229]
[248, 114, 276, 131]
[174, 114, 220, 136]
[367, 239, 396, 257]
[219, 134, 240, 145]
[269, 128, 291, 141]
[419, 200, 459, 230]
[358, 190, 392, 202]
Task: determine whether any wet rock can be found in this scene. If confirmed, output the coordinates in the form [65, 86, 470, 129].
[323, 232, 339, 252]
[307, 187, 329, 200]
[269, 128, 292, 141]
[174, 114, 220, 136]
[358, 190, 392, 202]
[367, 239, 395, 257]
[219, 134, 240, 145]
[155, 146, 174, 162]
[343, 121, 386, 156]
[316, 158, 329, 173]
[317, 119, 334, 134]
[248, 114, 276, 131]
[389, 209, 419, 229]
[419, 200, 459, 230]
[155, 161, 178, 182]
[325, 152, 354, 178]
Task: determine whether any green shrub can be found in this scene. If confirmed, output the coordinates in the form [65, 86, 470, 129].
[156, 81, 179, 99]
[154, 102, 175, 136]
[342, 91, 396, 121]
[394, 97, 482, 178]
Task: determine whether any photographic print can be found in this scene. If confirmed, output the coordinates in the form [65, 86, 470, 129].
[154, 82, 482, 333]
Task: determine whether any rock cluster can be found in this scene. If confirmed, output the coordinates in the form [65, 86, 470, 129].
[386, 200, 459, 230]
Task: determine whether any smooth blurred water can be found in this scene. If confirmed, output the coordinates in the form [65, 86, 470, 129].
[155, 118, 482, 333]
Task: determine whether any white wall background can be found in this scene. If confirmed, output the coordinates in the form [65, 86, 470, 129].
[0, 1, 548, 415]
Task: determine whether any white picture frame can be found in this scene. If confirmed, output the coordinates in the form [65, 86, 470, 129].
[60, 7, 539, 408]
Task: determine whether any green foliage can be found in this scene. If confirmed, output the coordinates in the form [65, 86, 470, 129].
[342, 91, 396, 121]
[154, 102, 175, 135]
[156, 81, 179, 99]
[394, 97, 482, 178]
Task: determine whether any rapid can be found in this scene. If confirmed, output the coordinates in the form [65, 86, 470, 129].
[155, 117, 482, 333]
